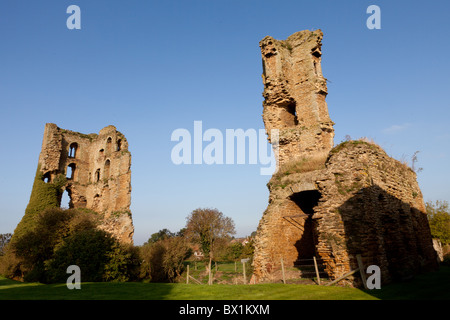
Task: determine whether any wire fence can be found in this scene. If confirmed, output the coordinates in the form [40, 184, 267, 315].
[184, 259, 253, 285]
[183, 257, 332, 285]
[278, 256, 330, 285]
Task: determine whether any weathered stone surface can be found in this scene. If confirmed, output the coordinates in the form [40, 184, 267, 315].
[252, 30, 438, 286]
[314, 142, 438, 285]
[260, 30, 334, 166]
[30, 123, 133, 244]
[433, 239, 444, 262]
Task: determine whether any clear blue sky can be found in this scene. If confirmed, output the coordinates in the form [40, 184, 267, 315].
[1, 0, 449, 245]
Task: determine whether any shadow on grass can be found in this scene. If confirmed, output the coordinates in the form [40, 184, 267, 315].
[361, 266, 450, 300]
[0, 278, 175, 300]
[1, 266, 449, 300]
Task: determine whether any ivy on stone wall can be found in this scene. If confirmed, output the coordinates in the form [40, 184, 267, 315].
[12, 165, 67, 241]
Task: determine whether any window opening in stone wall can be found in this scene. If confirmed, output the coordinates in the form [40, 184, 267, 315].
[279, 101, 298, 127]
[68, 143, 78, 158]
[289, 190, 321, 261]
[312, 48, 321, 58]
[312, 56, 322, 77]
[66, 163, 76, 180]
[43, 172, 51, 183]
[104, 159, 110, 179]
[60, 189, 72, 209]
[93, 193, 101, 209]
[95, 169, 100, 182]
[117, 139, 122, 151]
[106, 137, 112, 152]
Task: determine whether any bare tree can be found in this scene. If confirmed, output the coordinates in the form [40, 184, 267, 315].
[411, 151, 423, 173]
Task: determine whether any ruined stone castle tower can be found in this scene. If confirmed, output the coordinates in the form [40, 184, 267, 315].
[252, 30, 438, 286]
[16, 123, 134, 244]
[260, 30, 334, 166]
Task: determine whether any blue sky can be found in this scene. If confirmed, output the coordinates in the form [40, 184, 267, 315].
[1, 0, 449, 245]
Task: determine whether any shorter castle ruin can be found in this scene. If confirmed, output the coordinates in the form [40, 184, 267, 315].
[15, 123, 134, 244]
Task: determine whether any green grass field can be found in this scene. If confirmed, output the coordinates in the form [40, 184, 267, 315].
[1, 266, 449, 300]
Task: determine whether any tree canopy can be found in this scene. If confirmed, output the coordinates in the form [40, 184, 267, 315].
[185, 208, 235, 259]
[426, 200, 450, 245]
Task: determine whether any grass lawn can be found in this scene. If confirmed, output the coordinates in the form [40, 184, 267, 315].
[1, 266, 448, 300]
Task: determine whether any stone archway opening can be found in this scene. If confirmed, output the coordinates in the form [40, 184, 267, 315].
[289, 190, 321, 261]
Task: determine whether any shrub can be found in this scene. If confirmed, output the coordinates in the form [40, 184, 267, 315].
[47, 229, 115, 283]
[48, 228, 140, 283]
[162, 237, 192, 282]
[0, 245, 22, 279]
[5, 207, 139, 283]
[139, 237, 192, 283]
[11, 208, 76, 282]
[103, 243, 141, 282]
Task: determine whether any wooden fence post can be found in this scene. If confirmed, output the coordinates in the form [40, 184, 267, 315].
[281, 258, 286, 284]
[208, 258, 212, 285]
[242, 261, 247, 284]
[356, 254, 368, 289]
[313, 256, 321, 285]
[186, 264, 190, 284]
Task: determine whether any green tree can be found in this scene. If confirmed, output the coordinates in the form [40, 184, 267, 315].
[228, 242, 244, 260]
[146, 228, 175, 244]
[242, 238, 255, 258]
[185, 208, 235, 260]
[426, 200, 450, 245]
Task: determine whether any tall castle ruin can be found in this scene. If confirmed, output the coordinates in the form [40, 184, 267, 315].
[252, 30, 438, 286]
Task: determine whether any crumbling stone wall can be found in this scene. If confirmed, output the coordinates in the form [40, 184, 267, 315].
[314, 141, 438, 285]
[18, 123, 134, 244]
[252, 30, 438, 286]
